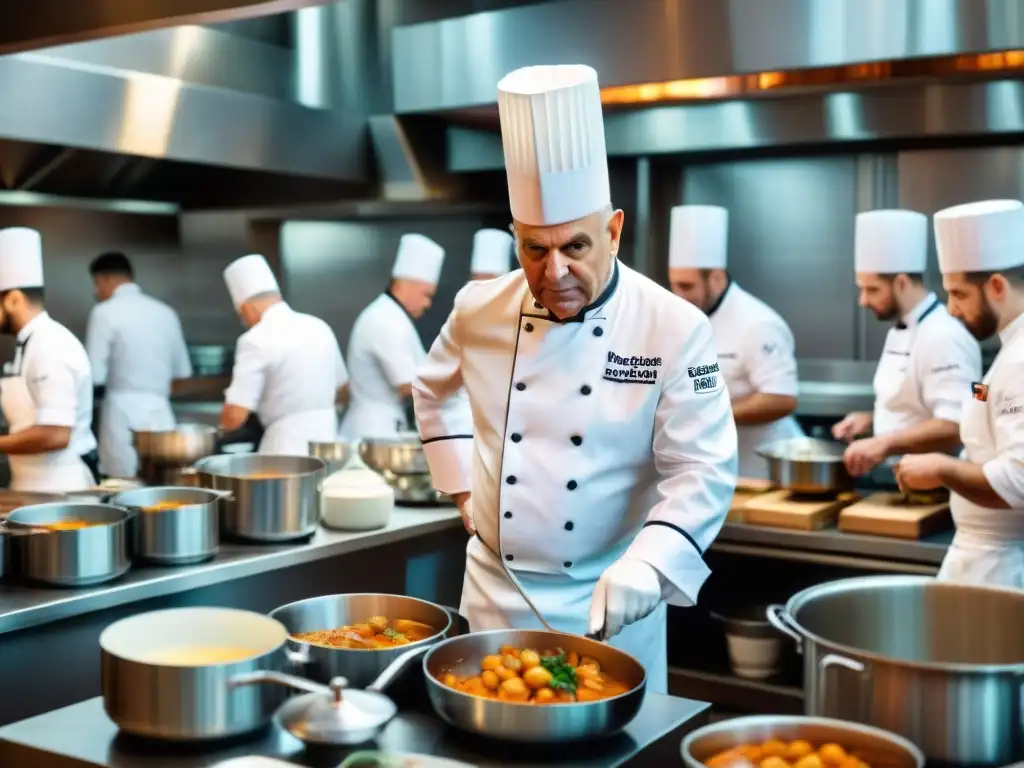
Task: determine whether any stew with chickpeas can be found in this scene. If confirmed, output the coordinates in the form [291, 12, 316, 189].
[705, 739, 873, 768]
[437, 645, 632, 704]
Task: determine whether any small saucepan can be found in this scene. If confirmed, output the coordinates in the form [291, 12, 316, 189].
[756, 437, 853, 494]
[109, 486, 228, 566]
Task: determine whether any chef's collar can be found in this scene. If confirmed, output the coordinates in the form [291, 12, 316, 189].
[529, 260, 620, 324]
[113, 283, 141, 298]
[895, 292, 940, 330]
[261, 301, 289, 321]
[999, 309, 1024, 346]
[705, 278, 733, 318]
[385, 290, 416, 323]
[16, 310, 48, 345]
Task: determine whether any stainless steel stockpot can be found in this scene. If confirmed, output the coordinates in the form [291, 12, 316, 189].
[133, 423, 218, 466]
[756, 437, 853, 493]
[360, 434, 429, 476]
[109, 486, 224, 565]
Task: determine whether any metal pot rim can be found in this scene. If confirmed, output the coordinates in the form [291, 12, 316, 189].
[194, 454, 326, 478]
[7, 502, 134, 528]
[782, 574, 1024, 674]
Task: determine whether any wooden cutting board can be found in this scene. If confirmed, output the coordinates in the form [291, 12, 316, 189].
[839, 492, 952, 539]
[743, 489, 857, 531]
[728, 477, 775, 523]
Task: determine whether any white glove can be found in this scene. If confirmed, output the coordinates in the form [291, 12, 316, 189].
[588, 558, 662, 640]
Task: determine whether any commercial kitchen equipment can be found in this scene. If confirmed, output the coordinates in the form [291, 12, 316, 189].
[109, 486, 224, 565]
[134, 424, 219, 486]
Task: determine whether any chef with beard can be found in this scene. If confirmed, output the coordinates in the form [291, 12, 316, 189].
[413, 64, 737, 695]
[0, 228, 97, 491]
[667, 205, 803, 478]
[837, 210, 981, 477]
[897, 200, 1024, 587]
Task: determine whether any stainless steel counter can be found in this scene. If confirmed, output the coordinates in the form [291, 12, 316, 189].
[0, 693, 709, 768]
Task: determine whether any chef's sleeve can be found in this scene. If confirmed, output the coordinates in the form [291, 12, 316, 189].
[334, 341, 350, 388]
[26, 355, 80, 428]
[83, 306, 113, 387]
[623, 317, 738, 607]
[744, 317, 800, 397]
[223, 334, 266, 411]
[170, 316, 193, 380]
[982, 360, 1024, 508]
[413, 284, 475, 494]
[918, 325, 982, 423]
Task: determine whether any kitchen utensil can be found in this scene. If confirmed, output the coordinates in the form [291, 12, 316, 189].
[711, 604, 784, 679]
[360, 433, 429, 476]
[268, 593, 452, 687]
[320, 454, 394, 531]
[838, 492, 951, 539]
[3, 503, 132, 586]
[742, 489, 856, 531]
[310, 440, 357, 474]
[767, 575, 1024, 764]
[133, 423, 218, 466]
[681, 714, 925, 768]
[756, 437, 854, 493]
[190, 454, 326, 542]
[100, 607, 307, 741]
[109, 486, 226, 565]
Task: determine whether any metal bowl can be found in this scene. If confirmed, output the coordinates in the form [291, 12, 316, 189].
[309, 441, 356, 474]
[133, 423, 218, 466]
[360, 434, 428, 476]
[756, 437, 853, 493]
[681, 715, 925, 767]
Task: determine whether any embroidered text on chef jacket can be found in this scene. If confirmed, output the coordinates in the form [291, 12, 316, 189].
[975, 313, 1024, 508]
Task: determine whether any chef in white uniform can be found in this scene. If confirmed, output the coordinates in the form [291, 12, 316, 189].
[413, 64, 738, 695]
[339, 235, 445, 439]
[470, 229, 513, 282]
[85, 251, 192, 478]
[221, 254, 348, 455]
[837, 210, 981, 476]
[0, 228, 97, 492]
[897, 199, 1024, 588]
[667, 205, 803, 478]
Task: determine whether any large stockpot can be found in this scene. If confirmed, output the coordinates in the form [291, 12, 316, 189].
[360, 433, 429, 476]
[109, 486, 223, 565]
[756, 437, 853, 493]
[190, 454, 325, 542]
[133, 423, 218, 466]
[767, 575, 1024, 765]
[3, 503, 132, 587]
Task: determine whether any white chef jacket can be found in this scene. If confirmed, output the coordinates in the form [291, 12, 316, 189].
[339, 293, 426, 439]
[939, 312, 1024, 588]
[873, 293, 981, 439]
[224, 302, 347, 455]
[413, 261, 738, 694]
[85, 283, 192, 477]
[1, 312, 97, 491]
[706, 282, 804, 478]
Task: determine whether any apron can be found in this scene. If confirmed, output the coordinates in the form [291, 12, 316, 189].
[338, 402, 406, 440]
[99, 390, 175, 479]
[260, 408, 338, 456]
[1, 341, 95, 493]
[460, 536, 668, 695]
[872, 299, 941, 438]
[938, 371, 1024, 587]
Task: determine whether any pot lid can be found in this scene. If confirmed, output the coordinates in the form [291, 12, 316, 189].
[285, 677, 397, 745]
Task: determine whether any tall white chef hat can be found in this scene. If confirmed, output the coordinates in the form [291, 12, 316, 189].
[0, 227, 44, 291]
[498, 64, 610, 227]
[934, 199, 1024, 274]
[223, 254, 280, 309]
[470, 228, 513, 276]
[854, 210, 928, 275]
[392, 234, 445, 284]
[668, 206, 729, 270]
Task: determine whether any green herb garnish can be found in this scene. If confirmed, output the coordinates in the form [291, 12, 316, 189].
[539, 653, 577, 693]
[382, 628, 407, 641]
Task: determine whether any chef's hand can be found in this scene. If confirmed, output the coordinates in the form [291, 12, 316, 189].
[832, 412, 872, 443]
[451, 492, 474, 535]
[842, 436, 891, 476]
[895, 454, 947, 492]
[589, 559, 662, 640]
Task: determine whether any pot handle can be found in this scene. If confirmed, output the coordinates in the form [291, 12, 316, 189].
[228, 669, 334, 696]
[766, 604, 803, 652]
[285, 640, 312, 670]
[817, 652, 872, 720]
[366, 644, 431, 694]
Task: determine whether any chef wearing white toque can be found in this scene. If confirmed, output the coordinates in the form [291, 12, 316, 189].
[836, 210, 981, 478]
[339, 234, 445, 440]
[469, 229, 514, 282]
[221, 254, 348, 455]
[413, 64, 737, 694]
[896, 200, 1024, 588]
[0, 228, 97, 492]
[667, 205, 804, 478]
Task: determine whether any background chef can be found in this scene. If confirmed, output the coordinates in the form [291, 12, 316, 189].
[469, 229, 513, 282]
[0, 228, 97, 492]
[836, 210, 981, 477]
[85, 251, 192, 479]
[667, 205, 803, 478]
[340, 234, 444, 439]
[413, 64, 738, 695]
[897, 199, 1024, 587]
[221, 254, 348, 454]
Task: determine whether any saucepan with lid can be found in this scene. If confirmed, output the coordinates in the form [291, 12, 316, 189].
[756, 437, 854, 493]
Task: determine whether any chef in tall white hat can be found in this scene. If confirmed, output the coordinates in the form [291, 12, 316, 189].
[836, 210, 981, 478]
[221, 253, 348, 454]
[667, 205, 804, 478]
[339, 234, 445, 439]
[896, 200, 1024, 587]
[0, 228, 97, 491]
[469, 228, 514, 282]
[412, 64, 737, 694]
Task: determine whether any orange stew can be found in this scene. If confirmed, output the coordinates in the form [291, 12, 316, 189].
[705, 740, 873, 768]
[38, 520, 96, 531]
[244, 472, 288, 479]
[437, 645, 631, 704]
[292, 617, 437, 649]
[141, 500, 191, 512]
